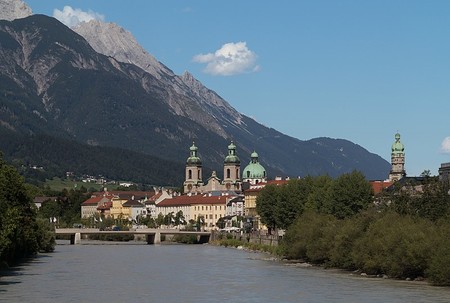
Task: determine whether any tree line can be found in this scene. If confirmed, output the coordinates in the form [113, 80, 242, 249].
[0, 154, 56, 268]
[256, 171, 450, 286]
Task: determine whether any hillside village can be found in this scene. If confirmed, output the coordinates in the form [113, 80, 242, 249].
[56, 133, 450, 231]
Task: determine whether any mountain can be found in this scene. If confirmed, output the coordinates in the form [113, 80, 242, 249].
[0, 0, 31, 21]
[0, 12, 391, 184]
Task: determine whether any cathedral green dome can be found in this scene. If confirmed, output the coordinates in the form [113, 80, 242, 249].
[391, 133, 404, 155]
[224, 141, 240, 164]
[186, 142, 202, 165]
[242, 151, 266, 179]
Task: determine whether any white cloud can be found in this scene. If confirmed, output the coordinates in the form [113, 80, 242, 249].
[193, 42, 260, 76]
[53, 6, 105, 28]
[441, 137, 450, 153]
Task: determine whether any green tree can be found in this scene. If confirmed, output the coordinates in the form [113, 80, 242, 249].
[329, 171, 373, 219]
[0, 154, 55, 266]
[305, 175, 333, 213]
[156, 213, 165, 227]
[352, 212, 435, 278]
[281, 210, 338, 263]
[276, 178, 313, 229]
[256, 184, 280, 231]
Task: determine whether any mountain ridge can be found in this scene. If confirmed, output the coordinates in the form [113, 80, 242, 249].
[0, 11, 391, 183]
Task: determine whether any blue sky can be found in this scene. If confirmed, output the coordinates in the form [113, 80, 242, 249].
[25, 0, 450, 177]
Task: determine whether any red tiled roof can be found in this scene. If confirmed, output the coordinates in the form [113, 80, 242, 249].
[92, 191, 155, 199]
[147, 192, 162, 202]
[370, 181, 393, 195]
[267, 180, 289, 186]
[81, 195, 112, 206]
[158, 194, 231, 207]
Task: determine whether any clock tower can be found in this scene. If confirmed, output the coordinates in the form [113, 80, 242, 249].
[389, 132, 406, 182]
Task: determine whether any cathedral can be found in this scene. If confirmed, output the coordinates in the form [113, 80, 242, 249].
[183, 141, 267, 194]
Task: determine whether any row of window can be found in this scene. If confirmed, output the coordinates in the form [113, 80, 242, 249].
[193, 214, 222, 220]
[193, 205, 223, 211]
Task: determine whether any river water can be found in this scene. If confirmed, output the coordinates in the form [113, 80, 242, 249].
[1, 242, 450, 303]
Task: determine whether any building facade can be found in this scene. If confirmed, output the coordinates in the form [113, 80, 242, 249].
[156, 194, 233, 230]
[183, 142, 241, 194]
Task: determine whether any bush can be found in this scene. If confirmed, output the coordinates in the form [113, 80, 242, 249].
[281, 211, 338, 263]
[329, 210, 378, 269]
[427, 239, 450, 286]
[352, 212, 435, 279]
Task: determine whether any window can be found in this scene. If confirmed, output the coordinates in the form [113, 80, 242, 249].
[226, 168, 231, 179]
[188, 169, 192, 179]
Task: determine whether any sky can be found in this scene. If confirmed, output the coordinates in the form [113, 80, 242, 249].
[24, 0, 450, 176]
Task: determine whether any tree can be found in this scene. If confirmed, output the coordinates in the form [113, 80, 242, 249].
[305, 175, 333, 214]
[256, 184, 280, 231]
[329, 171, 373, 219]
[156, 213, 165, 227]
[0, 154, 55, 266]
[275, 178, 312, 229]
[420, 170, 432, 178]
[175, 210, 186, 226]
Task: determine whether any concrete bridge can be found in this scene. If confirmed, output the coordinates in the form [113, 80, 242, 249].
[55, 228, 211, 245]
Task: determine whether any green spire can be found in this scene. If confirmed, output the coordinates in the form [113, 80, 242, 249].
[224, 141, 240, 164]
[391, 132, 405, 155]
[186, 142, 202, 165]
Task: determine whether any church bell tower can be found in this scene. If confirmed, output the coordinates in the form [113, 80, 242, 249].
[184, 142, 203, 193]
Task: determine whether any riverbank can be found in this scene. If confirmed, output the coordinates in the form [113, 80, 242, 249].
[212, 237, 436, 287]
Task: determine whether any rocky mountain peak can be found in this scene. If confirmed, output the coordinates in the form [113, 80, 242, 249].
[73, 19, 172, 81]
[0, 0, 32, 21]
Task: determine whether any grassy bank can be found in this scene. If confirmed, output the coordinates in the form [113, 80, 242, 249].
[211, 238, 283, 256]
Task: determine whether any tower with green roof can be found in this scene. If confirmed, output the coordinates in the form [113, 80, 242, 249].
[389, 132, 406, 182]
[223, 141, 241, 189]
[184, 142, 204, 193]
[242, 151, 267, 185]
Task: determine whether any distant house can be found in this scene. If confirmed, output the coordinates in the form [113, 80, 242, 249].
[122, 198, 146, 222]
[81, 194, 113, 218]
[81, 190, 155, 220]
[226, 195, 245, 217]
[144, 189, 174, 218]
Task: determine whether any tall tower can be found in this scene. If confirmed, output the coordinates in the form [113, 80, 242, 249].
[389, 132, 406, 182]
[184, 142, 203, 193]
[223, 141, 241, 189]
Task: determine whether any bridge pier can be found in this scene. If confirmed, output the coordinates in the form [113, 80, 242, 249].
[198, 234, 210, 244]
[145, 232, 161, 244]
[70, 233, 81, 245]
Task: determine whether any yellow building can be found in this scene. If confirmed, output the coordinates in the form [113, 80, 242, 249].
[156, 194, 234, 230]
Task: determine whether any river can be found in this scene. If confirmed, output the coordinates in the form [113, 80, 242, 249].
[1, 242, 450, 303]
